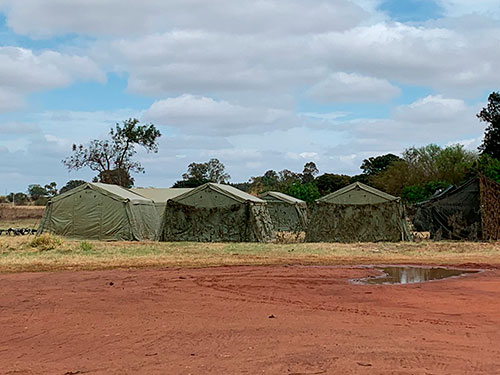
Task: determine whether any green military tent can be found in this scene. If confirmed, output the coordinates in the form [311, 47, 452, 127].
[413, 176, 500, 240]
[161, 183, 275, 242]
[306, 182, 411, 242]
[38, 183, 159, 241]
[259, 191, 308, 231]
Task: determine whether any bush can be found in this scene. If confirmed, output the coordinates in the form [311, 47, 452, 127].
[79, 241, 94, 252]
[30, 233, 62, 251]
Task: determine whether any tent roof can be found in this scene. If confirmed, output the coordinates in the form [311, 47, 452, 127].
[317, 182, 398, 203]
[51, 182, 152, 204]
[173, 183, 266, 204]
[418, 178, 478, 206]
[131, 187, 193, 202]
[259, 191, 306, 205]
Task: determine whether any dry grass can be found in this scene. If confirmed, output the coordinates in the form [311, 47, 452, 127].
[0, 218, 40, 230]
[0, 235, 499, 273]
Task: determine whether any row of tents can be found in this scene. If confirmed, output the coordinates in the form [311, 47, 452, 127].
[38, 176, 500, 242]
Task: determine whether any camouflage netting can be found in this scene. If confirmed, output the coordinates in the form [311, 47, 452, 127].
[162, 201, 275, 242]
[305, 200, 411, 242]
[266, 202, 308, 232]
[480, 176, 500, 240]
[415, 179, 483, 240]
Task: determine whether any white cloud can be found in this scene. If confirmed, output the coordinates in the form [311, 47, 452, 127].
[0, 0, 367, 37]
[307, 72, 400, 103]
[0, 47, 105, 112]
[144, 94, 300, 136]
[0, 122, 39, 134]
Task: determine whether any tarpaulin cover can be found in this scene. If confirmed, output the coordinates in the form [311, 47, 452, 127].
[38, 183, 159, 241]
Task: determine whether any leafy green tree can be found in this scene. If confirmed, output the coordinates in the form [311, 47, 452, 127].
[373, 144, 476, 196]
[27, 184, 48, 201]
[230, 182, 251, 192]
[401, 181, 450, 204]
[60, 180, 87, 194]
[475, 154, 500, 183]
[8, 192, 29, 205]
[315, 173, 351, 196]
[302, 162, 319, 183]
[360, 153, 402, 176]
[349, 174, 369, 184]
[477, 92, 500, 160]
[285, 182, 320, 204]
[63, 118, 161, 187]
[174, 158, 230, 188]
[435, 144, 476, 185]
[248, 170, 279, 193]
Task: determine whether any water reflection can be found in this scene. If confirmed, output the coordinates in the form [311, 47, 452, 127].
[358, 266, 478, 285]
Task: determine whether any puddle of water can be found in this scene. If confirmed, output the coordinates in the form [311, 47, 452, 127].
[355, 266, 478, 285]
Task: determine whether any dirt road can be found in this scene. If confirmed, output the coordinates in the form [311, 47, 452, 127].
[1, 265, 499, 374]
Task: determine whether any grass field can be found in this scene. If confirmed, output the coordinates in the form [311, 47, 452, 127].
[1, 233, 499, 273]
[1, 217, 499, 273]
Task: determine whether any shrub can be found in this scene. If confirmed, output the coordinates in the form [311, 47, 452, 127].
[79, 241, 94, 252]
[30, 233, 62, 251]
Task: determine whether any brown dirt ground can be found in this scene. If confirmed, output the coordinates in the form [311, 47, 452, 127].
[1, 265, 500, 375]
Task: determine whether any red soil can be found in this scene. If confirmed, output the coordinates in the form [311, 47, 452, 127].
[1, 265, 499, 374]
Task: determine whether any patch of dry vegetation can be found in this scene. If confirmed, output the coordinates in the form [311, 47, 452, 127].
[0, 235, 499, 273]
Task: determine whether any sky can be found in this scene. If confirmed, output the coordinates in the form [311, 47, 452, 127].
[0, 0, 499, 193]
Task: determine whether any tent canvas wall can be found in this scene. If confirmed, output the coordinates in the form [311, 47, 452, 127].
[131, 187, 192, 222]
[38, 183, 159, 241]
[414, 176, 500, 240]
[259, 191, 308, 231]
[161, 183, 274, 242]
[306, 182, 411, 242]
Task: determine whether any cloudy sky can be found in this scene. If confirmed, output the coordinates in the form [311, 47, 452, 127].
[0, 0, 498, 193]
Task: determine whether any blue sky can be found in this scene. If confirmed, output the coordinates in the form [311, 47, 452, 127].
[0, 0, 499, 193]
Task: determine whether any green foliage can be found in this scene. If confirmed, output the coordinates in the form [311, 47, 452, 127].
[172, 177, 210, 188]
[477, 92, 500, 159]
[35, 197, 49, 206]
[477, 154, 500, 183]
[60, 180, 87, 194]
[27, 184, 48, 200]
[401, 181, 450, 204]
[249, 168, 301, 194]
[79, 241, 94, 252]
[63, 118, 161, 187]
[349, 174, 369, 184]
[175, 158, 230, 187]
[30, 234, 62, 251]
[7, 192, 29, 205]
[360, 153, 402, 176]
[373, 144, 476, 196]
[435, 145, 476, 185]
[401, 185, 427, 204]
[315, 173, 351, 196]
[96, 168, 134, 188]
[285, 182, 320, 204]
[302, 161, 319, 183]
[230, 182, 251, 192]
